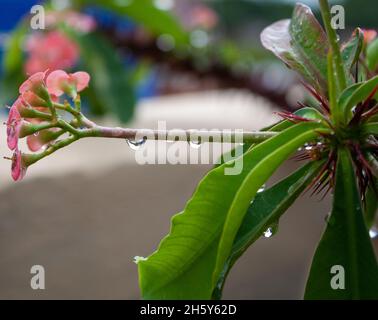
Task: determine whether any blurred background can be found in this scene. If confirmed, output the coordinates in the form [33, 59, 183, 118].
[0, 0, 377, 299]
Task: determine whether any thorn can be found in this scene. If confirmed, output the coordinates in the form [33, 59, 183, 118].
[320, 184, 332, 200]
[351, 85, 378, 125]
[305, 150, 336, 195]
[362, 104, 378, 120]
[301, 82, 330, 113]
[275, 111, 311, 123]
[311, 171, 330, 196]
[3, 156, 12, 161]
[297, 101, 311, 109]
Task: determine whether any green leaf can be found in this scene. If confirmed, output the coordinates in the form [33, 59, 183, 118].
[366, 152, 378, 178]
[77, 33, 136, 122]
[363, 122, 378, 136]
[138, 122, 327, 299]
[364, 184, 378, 229]
[261, 4, 329, 96]
[338, 76, 378, 122]
[3, 22, 26, 73]
[213, 122, 328, 286]
[341, 28, 363, 74]
[271, 107, 327, 133]
[0, 21, 28, 106]
[338, 82, 362, 112]
[217, 107, 324, 168]
[304, 148, 378, 299]
[78, 0, 188, 45]
[367, 38, 378, 72]
[212, 161, 323, 299]
[369, 114, 378, 123]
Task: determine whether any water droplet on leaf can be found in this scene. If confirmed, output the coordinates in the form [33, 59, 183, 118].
[257, 184, 266, 193]
[263, 221, 279, 238]
[263, 227, 273, 238]
[133, 256, 147, 264]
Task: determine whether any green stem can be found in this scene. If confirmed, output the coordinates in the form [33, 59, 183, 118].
[56, 119, 80, 136]
[29, 135, 78, 165]
[19, 122, 58, 138]
[45, 93, 58, 120]
[319, 0, 347, 91]
[53, 102, 95, 128]
[327, 50, 338, 123]
[20, 108, 52, 121]
[362, 122, 378, 136]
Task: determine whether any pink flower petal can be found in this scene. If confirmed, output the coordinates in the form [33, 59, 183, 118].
[25, 56, 46, 76]
[362, 29, 377, 44]
[46, 70, 69, 96]
[46, 70, 90, 97]
[19, 71, 47, 94]
[22, 90, 47, 107]
[26, 128, 59, 152]
[11, 149, 27, 181]
[6, 105, 22, 150]
[71, 72, 90, 92]
[12, 97, 26, 113]
[27, 134, 45, 152]
[46, 11, 96, 33]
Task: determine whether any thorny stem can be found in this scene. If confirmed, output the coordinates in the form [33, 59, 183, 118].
[40, 101, 279, 143]
[26, 118, 279, 165]
[79, 127, 278, 143]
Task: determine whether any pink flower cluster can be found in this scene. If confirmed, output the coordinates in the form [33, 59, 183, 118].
[46, 10, 96, 34]
[25, 31, 80, 75]
[363, 29, 377, 44]
[24, 9, 96, 75]
[6, 70, 90, 181]
[190, 4, 218, 29]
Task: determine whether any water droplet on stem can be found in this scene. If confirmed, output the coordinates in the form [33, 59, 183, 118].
[126, 137, 147, 150]
[189, 139, 201, 149]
